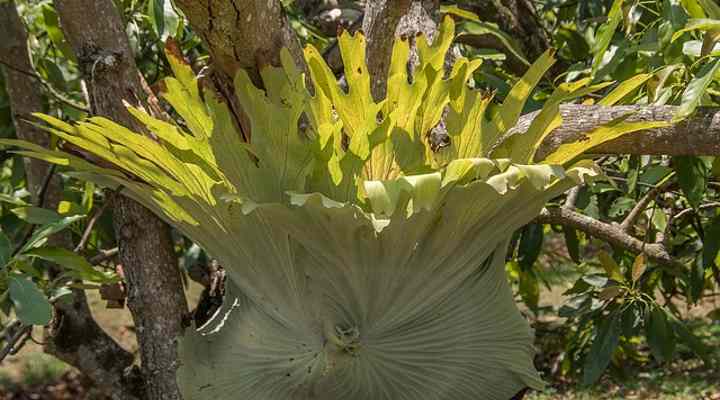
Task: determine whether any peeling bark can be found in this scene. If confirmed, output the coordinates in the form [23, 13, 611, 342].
[53, 1, 188, 399]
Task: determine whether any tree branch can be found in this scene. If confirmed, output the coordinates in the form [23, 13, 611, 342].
[529, 104, 720, 158]
[536, 206, 684, 271]
[362, 0, 413, 100]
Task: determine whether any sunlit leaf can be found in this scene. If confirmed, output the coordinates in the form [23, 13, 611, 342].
[673, 58, 720, 121]
[592, 0, 625, 75]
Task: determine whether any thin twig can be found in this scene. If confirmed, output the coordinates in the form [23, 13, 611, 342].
[11, 165, 57, 256]
[536, 206, 685, 271]
[89, 247, 119, 265]
[74, 190, 119, 253]
[620, 172, 675, 232]
[0, 59, 90, 113]
[564, 186, 581, 209]
[0, 323, 31, 363]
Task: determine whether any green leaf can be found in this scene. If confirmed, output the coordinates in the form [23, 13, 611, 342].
[598, 250, 625, 282]
[673, 156, 710, 207]
[671, 18, 720, 42]
[24, 247, 110, 282]
[519, 270, 540, 312]
[582, 313, 621, 385]
[689, 254, 706, 302]
[518, 223, 544, 270]
[8, 276, 52, 326]
[0, 230, 11, 268]
[646, 307, 676, 362]
[19, 215, 85, 254]
[11, 206, 64, 225]
[41, 4, 76, 62]
[563, 227, 581, 263]
[674, 59, 720, 122]
[148, 0, 165, 38]
[703, 215, 720, 269]
[592, 0, 625, 75]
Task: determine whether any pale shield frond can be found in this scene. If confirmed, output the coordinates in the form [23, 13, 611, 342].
[0, 17, 668, 400]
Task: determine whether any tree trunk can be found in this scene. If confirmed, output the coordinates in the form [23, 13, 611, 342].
[0, 3, 144, 399]
[52, 1, 188, 399]
[172, 0, 305, 138]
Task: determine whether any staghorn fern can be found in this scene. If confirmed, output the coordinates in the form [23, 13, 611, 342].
[1, 17, 668, 400]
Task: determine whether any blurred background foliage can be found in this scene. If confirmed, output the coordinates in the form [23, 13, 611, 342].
[1, 0, 719, 398]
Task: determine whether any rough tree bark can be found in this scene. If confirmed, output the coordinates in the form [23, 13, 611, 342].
[532, 104, 720, 159]
[52, 1, 188, 399]
[172, 0, 305, 139]
[0, 3, 143, 399]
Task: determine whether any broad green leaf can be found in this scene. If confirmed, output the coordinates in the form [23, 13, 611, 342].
[11, 206, 64, 225]
[0, 231, 11, 268]
[41, 4, 76, 62]
[673, 155, 710, 207]
[563, 226, 581, 264]
[24, 247, 110, 282]
[646, 307, 675, 362]
[19, 215, 85, 254]
[518, 223, 544, 270]
[703, 215, 720, 269]
[592, 0, 625, 75]
[582, 313, 621, 385]
[674, 58, 720, 122]
[689, 254, 706, 302]
[598, 250, 625, 282]
[541, 115, 669, 165]
[8, 276, 52, 326]
[148, 0, 165, 38]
